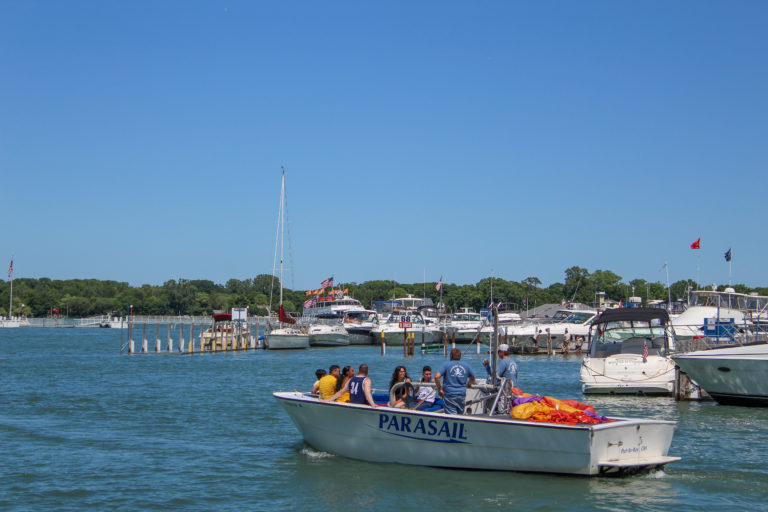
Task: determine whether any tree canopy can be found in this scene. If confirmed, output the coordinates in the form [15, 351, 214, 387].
[1, 270, 765, 318]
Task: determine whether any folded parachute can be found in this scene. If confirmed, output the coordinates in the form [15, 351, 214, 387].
[509, 387, 612, 425]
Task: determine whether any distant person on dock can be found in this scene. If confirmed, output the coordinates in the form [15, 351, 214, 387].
[435, 348, 476, 415]
[482, 344, 517, 414]
[574, 336, 584, 354]
[316, 365, 340, 399]
[311, 368, 326, 395]
[389, 365, 414, 408]
[411, 365, 437, 411]
[335, 365, 355, 403]
[562, 329, 571, 354]
[327, 364, 378, 407]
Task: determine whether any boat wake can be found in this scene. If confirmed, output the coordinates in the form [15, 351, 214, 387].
[300, 446, 335, 460]
[646, 469, 667, 479]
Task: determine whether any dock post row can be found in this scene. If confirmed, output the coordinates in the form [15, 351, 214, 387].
[124, 317, 261, 355]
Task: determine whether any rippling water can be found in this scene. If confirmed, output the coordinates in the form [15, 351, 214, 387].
[1, 328, 767, 511]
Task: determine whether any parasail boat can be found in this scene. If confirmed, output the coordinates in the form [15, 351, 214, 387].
[275, 306, 680, 475]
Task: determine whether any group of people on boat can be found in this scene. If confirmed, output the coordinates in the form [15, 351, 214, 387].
[310, 345, 519, 415]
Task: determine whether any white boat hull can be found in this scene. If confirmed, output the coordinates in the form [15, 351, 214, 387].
[580, 355, 676, 395]
[673, 344, 768, 406]
[274, 391, 679, 475]
[308, 333, 349, 347]
[266, 331, 310, 350]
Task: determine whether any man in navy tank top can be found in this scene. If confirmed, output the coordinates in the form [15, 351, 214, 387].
[327, 364, 378, 407]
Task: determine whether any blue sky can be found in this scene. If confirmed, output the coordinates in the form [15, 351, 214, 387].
[1, 1, 766, 290]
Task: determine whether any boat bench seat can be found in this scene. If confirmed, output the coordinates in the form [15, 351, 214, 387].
[373, 393, 444, 411]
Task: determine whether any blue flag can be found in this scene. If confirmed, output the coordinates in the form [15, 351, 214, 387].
[724, 248, 732, 262]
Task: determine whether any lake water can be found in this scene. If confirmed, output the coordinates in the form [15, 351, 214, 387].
[1, 328, 767, 511]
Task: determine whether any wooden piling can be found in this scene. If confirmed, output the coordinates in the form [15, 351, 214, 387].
[452, 331, 456, 349]
[128, 321, 134, 353]
[167, 323, 173, 352]
[155, 324, 161, 353]
[443, 331, 448, 356]
[381, 331, 386, 356]
[547, 329, 552, 356]
[142, 324, 148, 353]
[179, 323, 185, 353]
[189, 323, 194, 353]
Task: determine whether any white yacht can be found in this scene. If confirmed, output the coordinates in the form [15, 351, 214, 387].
[308, 314, 350, 347]
[370, 312, 443, 346]
[302, 295, 365, 319]
[448, 309, 485, 343]
[673, 342, 768, 406]
[580, 308, 676, 395]
[343, 309, 379, 345]
[505, 308, 597, 353]
[672, 288, 768, 343]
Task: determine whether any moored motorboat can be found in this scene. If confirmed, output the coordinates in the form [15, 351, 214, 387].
[370, 312, 443, 345]
[308, 314, 350, 346]
[580, 308, 676, 395]
[343, 309, 379, 344]
[673, 343, 768, 406]
[507, 308, 597, 354]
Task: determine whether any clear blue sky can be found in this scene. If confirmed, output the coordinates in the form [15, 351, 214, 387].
[2, 1, 766, 290]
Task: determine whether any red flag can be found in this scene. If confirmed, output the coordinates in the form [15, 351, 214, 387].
[690, 238, 701, 250]
[278, 305, 296, 324]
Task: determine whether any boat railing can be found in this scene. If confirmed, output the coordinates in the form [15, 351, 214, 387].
[387, 381, 501, 414]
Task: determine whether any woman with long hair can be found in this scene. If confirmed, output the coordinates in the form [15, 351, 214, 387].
[335, 365, 355, 402]
[389, 365, 413, 408]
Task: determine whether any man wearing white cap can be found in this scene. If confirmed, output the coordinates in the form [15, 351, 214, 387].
[482, 344, 518, 414]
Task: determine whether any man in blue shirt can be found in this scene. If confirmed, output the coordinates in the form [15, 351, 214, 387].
[482, 344, 518, 414]
[435, 348, 476, 415]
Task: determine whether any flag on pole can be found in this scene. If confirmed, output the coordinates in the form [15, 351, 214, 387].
[725, 248, 732, 262]
[321, 277, 333, 288]
[7, 258, 12, 279]
[435, 276, 442, 291]
[303, 296, 317, 309]
[690, 238, 701, 249]
[659, 262, 668, 272]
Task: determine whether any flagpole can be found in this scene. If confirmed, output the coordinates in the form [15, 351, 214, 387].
[697, 253, 700, 290]
[665, 262, 672, 313]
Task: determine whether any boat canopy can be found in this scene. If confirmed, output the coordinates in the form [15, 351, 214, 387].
[213, 313, 232, 322]
[594, 308, 670, 325]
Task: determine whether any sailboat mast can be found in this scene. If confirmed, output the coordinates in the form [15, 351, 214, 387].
[8, 255, 13, 319]
[279, 169, 285, 306]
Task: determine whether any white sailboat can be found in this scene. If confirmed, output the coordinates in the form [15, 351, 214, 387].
[265, 169, 309, 350]
[1, 255, 22, 328]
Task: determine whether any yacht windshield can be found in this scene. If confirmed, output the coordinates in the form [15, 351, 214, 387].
[591, 319, 668, 358]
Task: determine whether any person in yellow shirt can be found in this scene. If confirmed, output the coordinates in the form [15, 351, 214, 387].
[316, 365, 340, 399]
[335, 365, 355, 402]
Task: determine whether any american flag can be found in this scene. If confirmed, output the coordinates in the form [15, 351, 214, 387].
[321, 277, 333, 288]
[643, 341, 648, 362]
[435, 276, 442, 291]
[304, 296, 317, 309]
[7, 257, 12, 279]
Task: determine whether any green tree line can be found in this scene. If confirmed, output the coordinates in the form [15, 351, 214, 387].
[1, 267, 765, 318]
